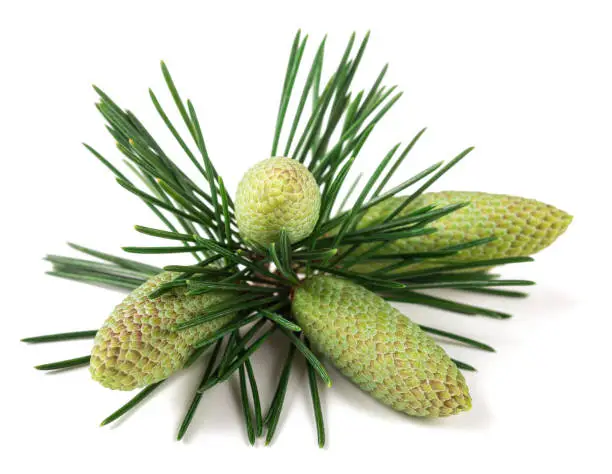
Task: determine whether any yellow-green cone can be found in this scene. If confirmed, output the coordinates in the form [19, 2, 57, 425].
[235, 157, 321, 246]
[350, 191, 572, 272]
[292, 275, 471, 417]
[90, 271, 235, 391]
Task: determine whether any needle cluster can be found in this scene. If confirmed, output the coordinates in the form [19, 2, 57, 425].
[24, 31, 542, 446]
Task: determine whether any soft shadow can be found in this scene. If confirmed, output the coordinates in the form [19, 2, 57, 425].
[105, 379, 174, 430]
[327, 364, 491, 432]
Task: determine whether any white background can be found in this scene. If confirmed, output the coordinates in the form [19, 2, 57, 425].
[1, 1, 610, 472]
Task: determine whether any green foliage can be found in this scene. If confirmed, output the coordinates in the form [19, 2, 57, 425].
[24, 29, 557, 446]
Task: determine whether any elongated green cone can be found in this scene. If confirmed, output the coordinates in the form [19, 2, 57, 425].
[349, 191, 572, 273]
[90, 272, 234, 391]
[292, 275, 471, 417]
[235, 157, 321, 246]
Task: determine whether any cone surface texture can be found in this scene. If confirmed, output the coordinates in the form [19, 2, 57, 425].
[292, 275, 471, 417]
[351, 191, 572, 272]
[235, 157, 321, 246]
[90, 271, 235, 390]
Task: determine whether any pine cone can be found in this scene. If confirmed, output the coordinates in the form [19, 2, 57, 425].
[90, 272, 235, 390]
[350, 191, 572, 272]
[235, 157, 321, 246]
[292, 275, 471, 417]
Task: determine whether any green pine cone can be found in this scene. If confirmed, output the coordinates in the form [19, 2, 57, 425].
[350, 191, 572, 272]
[235, 156, 321, 246]
[292, 275, 471, 417]
[90, 271, 234, 391]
